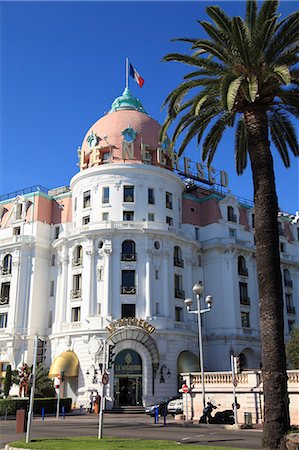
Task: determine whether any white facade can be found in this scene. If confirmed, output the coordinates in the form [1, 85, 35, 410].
[0, 89, 298, 408]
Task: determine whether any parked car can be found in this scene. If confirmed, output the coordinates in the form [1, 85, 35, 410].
[145, 396, 180, 417]
[167, 398, 183, 416]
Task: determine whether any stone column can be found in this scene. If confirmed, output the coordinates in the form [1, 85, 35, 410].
[103, 242, 112, 319]
[85, 240, 96, 317]
[162, 251, 170, 317]
[145, 250, 153, 318]
[54, 246, 68, 330]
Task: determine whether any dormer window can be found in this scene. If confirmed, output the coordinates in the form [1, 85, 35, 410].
[15, 203, 23, 220]
[166, 192, 173, 209]
[83, 191, 91, 208]
[102, 151, 111, 163]
[227, 206, 236, 222]
[124, 186, 134, 203]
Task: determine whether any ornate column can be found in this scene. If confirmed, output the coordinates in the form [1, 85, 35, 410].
[54, 245, 68, 330]
[162, 250, 170, 317]
[103, 242, 112, 319]
[145, 250, 153, 318]
[85, 240, 96, 317]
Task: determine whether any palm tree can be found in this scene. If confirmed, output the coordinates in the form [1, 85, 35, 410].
[161, 1, 298, 448]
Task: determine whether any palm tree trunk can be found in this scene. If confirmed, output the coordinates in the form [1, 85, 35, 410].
[244, 108, 290, 450]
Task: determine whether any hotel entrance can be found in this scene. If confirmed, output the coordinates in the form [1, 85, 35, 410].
[114, 349, 142, 406]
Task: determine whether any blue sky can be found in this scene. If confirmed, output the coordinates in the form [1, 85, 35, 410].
[1, 0, 298, 213]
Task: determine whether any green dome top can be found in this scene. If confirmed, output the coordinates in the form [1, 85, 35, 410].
[110, 88, 148, 114]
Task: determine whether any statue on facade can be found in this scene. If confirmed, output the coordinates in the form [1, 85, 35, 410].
[18, 363, 30, 397]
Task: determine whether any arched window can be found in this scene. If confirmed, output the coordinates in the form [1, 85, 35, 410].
[73, 245, 83, 267]
[174, 246, 184, 268]
[2, 254, 12, 275]
[227, 206, 237, 222]
[121, 240, 136, 261]
[238, 256, 248, 276]
[283, 269, 292, 288]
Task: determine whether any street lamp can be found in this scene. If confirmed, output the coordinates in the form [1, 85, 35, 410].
[185, 283, 213, 410]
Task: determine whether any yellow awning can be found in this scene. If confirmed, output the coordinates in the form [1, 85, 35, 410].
[48, 351, 79, 377]
[177, 351, 199, 373]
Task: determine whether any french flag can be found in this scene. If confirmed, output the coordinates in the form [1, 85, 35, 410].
[129, 63, 144, 88]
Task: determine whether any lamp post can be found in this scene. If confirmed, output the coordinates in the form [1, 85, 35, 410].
[185, 283, 213, 410]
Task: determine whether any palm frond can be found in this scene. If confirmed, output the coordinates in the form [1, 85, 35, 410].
[206, 6, 232, 34]
[246, 0, 257, 30]
[271, 110, 299, 157]
[202, 113, 234, 165]
[264, 12, 299, 62]
[248, 76, 258, 102]
[227, 76, 243, 111]
[232, 17, 252, 68]
[269, 116, 290, 167]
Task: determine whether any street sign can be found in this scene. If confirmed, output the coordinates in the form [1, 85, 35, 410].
[182, 384, 189, 393]
[102, 372, 109, 385]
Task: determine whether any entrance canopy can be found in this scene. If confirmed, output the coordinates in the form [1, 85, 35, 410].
[49, 351, 79, 377]
[177, 351, 199, 374]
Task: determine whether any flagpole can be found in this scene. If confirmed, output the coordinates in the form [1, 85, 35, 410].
[126, 58, 129, 89]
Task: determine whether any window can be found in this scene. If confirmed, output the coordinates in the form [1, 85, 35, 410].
[102, 187, 109, 204]
[16, 203, 23, 220]
[288, 320, 295, 333]
[166, 192, 173, 209]
[148, 213, 155, 222]
[239, 282, 250, 305]
[2, 254, 12, 275]
[227, 206, 236, 222]
[102, 212, 109, 221]
[72, 274, 82, 298]
[241, 311, 250, 328]
[174, 246, 184, 267]
[102, 151, 111, 163]
[121, 304, 136, 318]
[280, 242, 286, 253]
[50, 281, 55, 297]
[124, 186, 134, 202]
[155, 270, 159, 280]
[286, 293, 295, 314]
[121, 270, 136, 294]
[166, 216, 173, 226]
[121, 240, 136, 261]
[154, 241, 160, 250]
[73, 245, 83, 266]
[148, 188, 155, 205]
[238, 256, 248, 276]
[0, 282, 10, 305]
[174, 274, 184, 298]
[195, 227, 200, 241]
[71, 307, 81, 322]
[82, 216, 90, 225]
[13, 227, 21, 236]
[155, 302, 159, 315]
[97, 303, 101, 315]
[123, 211, 134, 221]
[83, 190, 91, 208]
[175, 307, 182, 322]
[98, 268, 103, 281]
[54, 227, 60, 239]
[0, 313, 8, 328]
[51, 255, 56, 266]
[229, 228, 236, 238]
[190, 207, 196, 213]
[283, 269, 292, 288]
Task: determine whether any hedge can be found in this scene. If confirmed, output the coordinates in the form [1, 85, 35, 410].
[0, 397, 72, 415]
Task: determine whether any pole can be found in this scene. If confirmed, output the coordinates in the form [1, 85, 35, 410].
[56, 375, 61, 418]
[125, 58, 129, 89]
[98, 339, 106, 439]
[197, 294, 206, 410]
[231, 354, 238, 425]
[26, 334, 38, 443]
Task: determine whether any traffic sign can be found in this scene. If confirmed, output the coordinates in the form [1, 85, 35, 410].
[182, 384, 189, 393]
[102, 372, 109, 385]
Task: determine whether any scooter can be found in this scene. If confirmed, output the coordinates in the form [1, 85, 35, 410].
[199, 402, 235, 424]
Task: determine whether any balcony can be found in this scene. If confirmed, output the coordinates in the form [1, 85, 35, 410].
[0, 296, 9, 305]
[121, 253, 137, 262]
[287, 305, 296, 315]
[121, 285, 136, 295]
[70, 289, 82, 299]
[284, 280, 293, 288]
[238, 268, 248, 277]
[240, 297, 250, 306]
[175, 289, 185, 299]
[72, 258, 83, 267]
[174, 257, 184, 268]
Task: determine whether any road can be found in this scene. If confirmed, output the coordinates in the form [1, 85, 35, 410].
[0, 414, 262, 449]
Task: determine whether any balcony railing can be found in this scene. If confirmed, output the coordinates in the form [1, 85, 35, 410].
[121, 253, 137, 262]
[284, 280, 293, 288]
[70, 289, 82, 299]
[0, 296, 9, 305]
[72, 258, 83, 267]
[175, 289, 185, 299]
[121, 285, 136, 295]
[1, 268, 12, 276]
[240, 297, 250, 305]
[287, 305, 296, 314]
[238, 268, 248, 276]
[174, 257, 184, 268]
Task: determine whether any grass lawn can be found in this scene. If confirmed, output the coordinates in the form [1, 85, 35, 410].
[9, 436, 253, 450]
